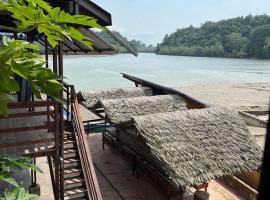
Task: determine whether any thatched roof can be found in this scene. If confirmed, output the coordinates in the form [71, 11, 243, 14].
[77, 87, 152, 109]
[101, 95, 187, 124]
[133, 107, 262, 189]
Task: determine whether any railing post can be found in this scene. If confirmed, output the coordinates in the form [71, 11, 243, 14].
[58, 42, 65, 200]
[47, 155, 57, 199]
[67, 85, 70, 121]
[54, 103, 60, 200]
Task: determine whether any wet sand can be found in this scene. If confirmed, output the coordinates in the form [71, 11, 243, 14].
[176, 83, 270, 111]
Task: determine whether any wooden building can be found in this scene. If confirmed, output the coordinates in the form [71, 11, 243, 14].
[0, 1, 136, 199]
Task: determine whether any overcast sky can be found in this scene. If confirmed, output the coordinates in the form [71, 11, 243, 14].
[94, 0, 270, 45]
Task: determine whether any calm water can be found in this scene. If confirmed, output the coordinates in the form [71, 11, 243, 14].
[53, 53, 270, 91]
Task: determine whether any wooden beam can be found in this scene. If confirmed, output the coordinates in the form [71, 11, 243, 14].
[121, 73, 209, 109]
[104, 27, 138, 57]
[75, 0, 112, 26]
[0, 124, 55, 134]
[0, 110, 54, 119]
[7, 101, 56, 108]
[53, 47, 58, 75]
[0, 138, 55, 148]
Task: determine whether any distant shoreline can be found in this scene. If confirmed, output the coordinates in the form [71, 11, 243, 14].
[155, 52, 270, 60]
[48, 53, 270, 61]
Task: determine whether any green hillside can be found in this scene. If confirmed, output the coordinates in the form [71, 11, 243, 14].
[157, 15, 270, 59]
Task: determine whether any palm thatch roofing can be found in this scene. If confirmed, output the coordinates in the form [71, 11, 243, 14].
[77, 87, 152, 109]
[100, 95, 187, 124]
[133, 107, 262, 189]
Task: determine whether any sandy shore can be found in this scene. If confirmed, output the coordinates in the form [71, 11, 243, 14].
[176, 83, 270, 111]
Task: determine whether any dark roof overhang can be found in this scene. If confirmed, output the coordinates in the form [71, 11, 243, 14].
[38, 28, 118, 54]
[47, 0, 112, 26]
[0, 1, 137, 56]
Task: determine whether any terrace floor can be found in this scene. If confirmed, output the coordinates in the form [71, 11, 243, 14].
[7, 130, 248, 200]
[88, 133, 244, 200]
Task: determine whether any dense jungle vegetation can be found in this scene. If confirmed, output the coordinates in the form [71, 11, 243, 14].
[156, 15, 270, 59]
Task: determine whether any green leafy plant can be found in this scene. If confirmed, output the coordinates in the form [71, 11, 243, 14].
[0, 0, 103, 48]
[0, 156, 42, 200]
[0, 0, 103, 115]
[0, 36, 63, 114]
[1, 187, 39, 200]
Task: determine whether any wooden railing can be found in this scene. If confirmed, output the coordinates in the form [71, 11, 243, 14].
[64, 83, 102, 200]
[0, 100, 59, 157]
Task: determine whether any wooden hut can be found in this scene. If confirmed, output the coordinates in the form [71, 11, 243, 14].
[0, 1, 136, 199]
[79, 73, 262, 199]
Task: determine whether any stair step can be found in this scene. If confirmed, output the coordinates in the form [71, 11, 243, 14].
[64, 157, 80, 164]
[64, 167, 83, 179]
[64, 131, 75, 135]
[64, 139, 76, 144]
[64, 139, 77, 148]
[64, 148, 79, 159]
[64, 188, 87, 199]
[64, 148, 78, 154]
[64, 177, 85, 189]
[64, 157, 81, 168]
[64, 134, 75, 140]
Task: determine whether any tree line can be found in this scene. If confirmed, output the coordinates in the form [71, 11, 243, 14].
[156, 15, 270, 59]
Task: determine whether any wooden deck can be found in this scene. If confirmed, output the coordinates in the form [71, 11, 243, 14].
[0, 102, 58, 157]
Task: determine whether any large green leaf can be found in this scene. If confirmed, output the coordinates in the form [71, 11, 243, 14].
[0, 0, 104, 115]
[0, 70, 19, 93]
[0, 93, 9, 115]
[0, 171, 19, 188]
[1, 187, 39, 200]
[0, 36, 63, 115]
[0, 0, 103, 48]
[0, 156, 43, 173]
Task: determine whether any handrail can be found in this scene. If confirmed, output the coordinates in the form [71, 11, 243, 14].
[64, 83, 102, 200]
[0, 100, 58, 141]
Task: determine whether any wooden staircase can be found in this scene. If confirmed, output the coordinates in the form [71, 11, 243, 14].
[63, 131, 89, 200]
[57, 83, 102, 200]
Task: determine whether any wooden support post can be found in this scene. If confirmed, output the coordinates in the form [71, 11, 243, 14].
[58, 42, 64, 200]
[53, 47, 58, 74]
[74, 0, 79, 14]
[47, 155, 57, 199]
[45, 37, 49, 69]
[54, 103, 60, 200]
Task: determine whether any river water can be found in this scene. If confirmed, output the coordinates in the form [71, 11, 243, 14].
[56, 53, 270, 91]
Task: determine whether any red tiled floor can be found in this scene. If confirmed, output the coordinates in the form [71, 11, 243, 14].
[207, 180, 244, 200]
[88, 133, 246, 200]
[88, 133, 167, 200]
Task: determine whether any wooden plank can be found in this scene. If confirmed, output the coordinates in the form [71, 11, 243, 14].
[76, 0, 112, 26]
[8, 101, 56, 109]
[0, 138, 55, 148]
[0, 124, 54, 134]
[0, 110, 55, 119]
[121, 73, 208, 109]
